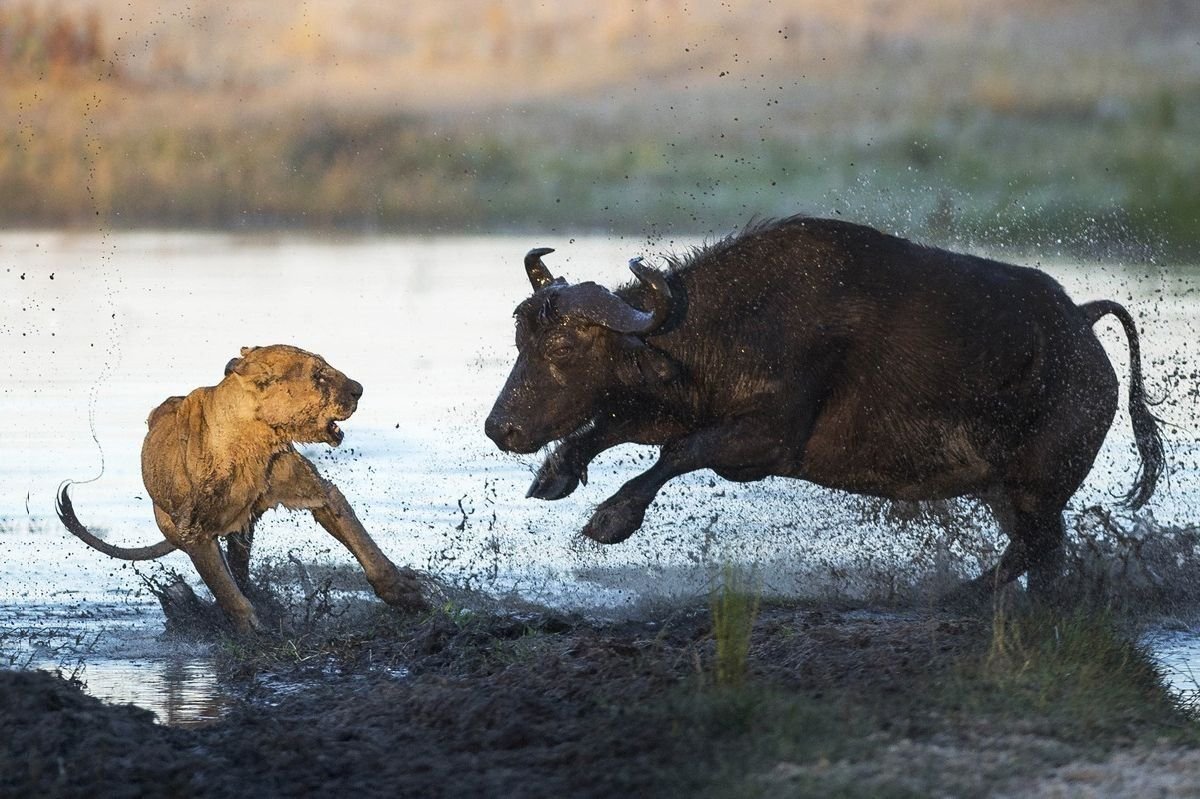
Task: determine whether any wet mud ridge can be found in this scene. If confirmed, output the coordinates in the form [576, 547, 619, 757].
[3, 602, 1200, 798]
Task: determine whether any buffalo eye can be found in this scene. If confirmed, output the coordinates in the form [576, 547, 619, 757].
[544, 337, 574, 361]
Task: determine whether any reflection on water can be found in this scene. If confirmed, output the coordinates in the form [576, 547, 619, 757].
[2, 599, 232, 726]
[67, 657, 230, 727]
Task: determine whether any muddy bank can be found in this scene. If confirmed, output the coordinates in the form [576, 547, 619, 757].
[4, 599, 1199, 798]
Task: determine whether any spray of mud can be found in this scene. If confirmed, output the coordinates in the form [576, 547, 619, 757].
[65, 18, 125, 494]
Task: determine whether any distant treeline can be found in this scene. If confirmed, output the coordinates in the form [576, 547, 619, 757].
[0, 4, 109, 79]
[1, 0, 1198, 260]
[2, 99, 1197, 262]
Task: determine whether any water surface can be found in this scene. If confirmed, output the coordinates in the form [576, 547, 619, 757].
[2, 231, 1198, 718]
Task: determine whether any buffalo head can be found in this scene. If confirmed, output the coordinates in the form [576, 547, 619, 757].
[485, 247, 676, 453]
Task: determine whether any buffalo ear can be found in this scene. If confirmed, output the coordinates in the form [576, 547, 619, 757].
[636, 346, 681, 385]
[613, 336, 680, 387]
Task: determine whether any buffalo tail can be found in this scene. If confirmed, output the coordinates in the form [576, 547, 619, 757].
[1081, 299, 1165, 509]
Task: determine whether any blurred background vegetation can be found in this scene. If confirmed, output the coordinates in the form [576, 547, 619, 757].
[2, 0, 1198, 258]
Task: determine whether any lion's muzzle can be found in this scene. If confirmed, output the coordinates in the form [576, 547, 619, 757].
[326, 379, 363, 446]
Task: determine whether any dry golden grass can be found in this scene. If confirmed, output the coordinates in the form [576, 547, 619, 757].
[9, 0, 1197, 112]
[2, 0, 1198, 251]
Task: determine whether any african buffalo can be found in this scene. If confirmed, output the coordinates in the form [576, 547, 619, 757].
[485, 216, 1164, 594]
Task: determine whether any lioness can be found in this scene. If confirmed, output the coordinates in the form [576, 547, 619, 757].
[57, 344, 426, 633]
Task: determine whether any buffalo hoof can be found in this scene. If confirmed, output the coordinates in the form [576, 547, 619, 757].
[527, 450, 587, 501]
[527, 471, 579, 501]
[581, 498, 645, 544]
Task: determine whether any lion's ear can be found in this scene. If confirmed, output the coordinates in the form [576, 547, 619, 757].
[240, 346, 257, 357]
[226, 354, 272, 388]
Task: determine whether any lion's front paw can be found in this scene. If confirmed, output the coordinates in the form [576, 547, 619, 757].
[580, 497, 646, 544]
[527, 449, 588, 501]
[373, 567, 429, 612]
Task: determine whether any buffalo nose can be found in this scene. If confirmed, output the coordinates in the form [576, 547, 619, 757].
[347, 380, 364, 400]
[485, 415, 523, 451]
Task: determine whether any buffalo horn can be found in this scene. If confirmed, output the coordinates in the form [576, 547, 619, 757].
[524, 247, 558, 290]
[627, 257, 673, 334]
[560, 257, 674, 336]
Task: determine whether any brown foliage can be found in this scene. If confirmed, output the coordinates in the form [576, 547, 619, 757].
[0, 4, 109, 82]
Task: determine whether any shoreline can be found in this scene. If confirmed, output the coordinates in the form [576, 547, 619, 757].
[4, 595, 1199, 797]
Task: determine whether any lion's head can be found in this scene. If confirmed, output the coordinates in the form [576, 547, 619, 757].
[223, 345, 363, 446]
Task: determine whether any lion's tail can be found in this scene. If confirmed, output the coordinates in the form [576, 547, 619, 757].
[56, 483, 178, 561]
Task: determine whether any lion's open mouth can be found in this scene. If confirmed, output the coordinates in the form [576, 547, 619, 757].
[326, 419, 344, 445]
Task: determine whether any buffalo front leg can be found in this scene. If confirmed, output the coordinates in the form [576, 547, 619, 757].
[185, 536, 263, 634]
[581, 423, 788, 544]
[528, 419, 648, 501]
[311, 483, 427, 612]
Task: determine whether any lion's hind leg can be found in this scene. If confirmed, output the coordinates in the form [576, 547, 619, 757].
[185, 536, 263, 634]
[225, 523, 256, 593]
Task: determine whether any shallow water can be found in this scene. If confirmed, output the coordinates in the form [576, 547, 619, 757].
[4, 600, 226, 725]
[2, 231, 1199, 720]
[66, 657, 230, 727]
[1145, 628, 1200, 704]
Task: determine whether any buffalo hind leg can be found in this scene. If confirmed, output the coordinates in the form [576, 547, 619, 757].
[973, 354, 1115, 601]
[971, 503, 1066, 599]
[186, 536, 263, 634]
[581, 423, 787, 544]
[1021, 510, 1066, 597]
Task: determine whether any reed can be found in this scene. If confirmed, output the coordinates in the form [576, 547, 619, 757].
[710, 563, 762, 688]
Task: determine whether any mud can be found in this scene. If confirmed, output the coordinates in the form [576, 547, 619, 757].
[4, 599, 1198, 798]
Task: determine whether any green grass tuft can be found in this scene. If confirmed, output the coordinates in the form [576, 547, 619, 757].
[953, 604, 1200, 744]
[710, 564, 763, 688]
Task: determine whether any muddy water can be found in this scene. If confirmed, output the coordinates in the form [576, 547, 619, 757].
[2, 231, 1199, 721]
[3, 600, 227, 726]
